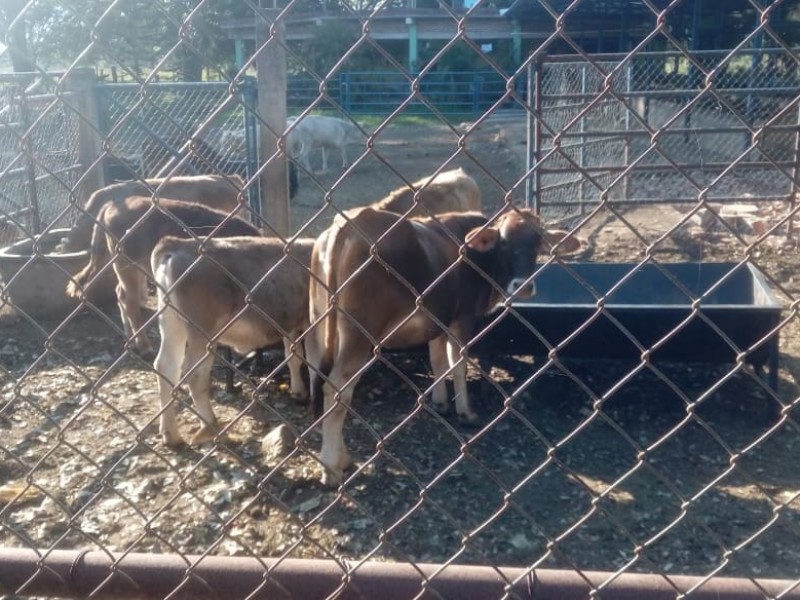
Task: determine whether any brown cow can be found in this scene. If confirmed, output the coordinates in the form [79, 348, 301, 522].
[61, 174, 246, 253]
[306, 206, 579, 486]
[372, 167, 481, 217]
[151, 235, 314, 447]
[66, 198, 260, 357]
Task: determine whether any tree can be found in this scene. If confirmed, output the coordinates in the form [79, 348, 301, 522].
[4, 0, 254, 80]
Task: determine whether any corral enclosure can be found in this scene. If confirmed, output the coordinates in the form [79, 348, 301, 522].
[1, 1, 800, 599]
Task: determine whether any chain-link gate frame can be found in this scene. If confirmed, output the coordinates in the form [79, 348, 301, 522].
[1, 0, 800, 599]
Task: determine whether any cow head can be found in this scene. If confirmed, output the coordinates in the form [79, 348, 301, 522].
[465, 208, 579, 299]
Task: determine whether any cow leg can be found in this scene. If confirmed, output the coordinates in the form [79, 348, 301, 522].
[284, 334, 308, 401]
[183, 334, 221, 446]
[115, 265, 153, 357]
[446, 326, 478, 424]
[339, 144, 348, 169]
[319, 337, 369, 487]
[154, 307, 189, 448]
[428, 335, 451, 415]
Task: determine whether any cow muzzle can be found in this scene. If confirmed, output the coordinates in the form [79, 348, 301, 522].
[507, 277, 536, 298]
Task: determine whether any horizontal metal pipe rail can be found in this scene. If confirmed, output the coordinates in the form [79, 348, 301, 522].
[545, 47, 799, 63]
[0, 207, 31, 224]
[1, 549, 799, 600]
[537, 195, 795, 208]
[548, 124, 799, 138]
[538, 160, 798, 174]
[542, 86, 800, 100]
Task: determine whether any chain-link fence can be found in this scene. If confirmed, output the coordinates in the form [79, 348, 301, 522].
[1, 1, 800, 599]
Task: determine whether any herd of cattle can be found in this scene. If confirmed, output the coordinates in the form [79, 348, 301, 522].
[61, 167, 579, 486]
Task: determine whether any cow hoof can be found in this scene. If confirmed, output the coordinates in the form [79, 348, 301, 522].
[191, 424, 222, 445]
[321, 469, 342, 488]
[162, 431, 186, 449]
[291, 392, 310, 405]
[320, 450, 351, 488]
[457, 411, 480, 426]
[134, 347, 156, 363]
[432, 401, 450, 415]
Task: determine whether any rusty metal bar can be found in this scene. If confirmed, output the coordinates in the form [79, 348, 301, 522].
[1, 549, 799, 600]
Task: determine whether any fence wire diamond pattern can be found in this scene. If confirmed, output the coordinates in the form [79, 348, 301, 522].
[0, 0, 799, 599]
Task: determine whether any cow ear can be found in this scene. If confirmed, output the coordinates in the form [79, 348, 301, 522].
[542, 229, 581, 255]
[465, 227, 500, 252]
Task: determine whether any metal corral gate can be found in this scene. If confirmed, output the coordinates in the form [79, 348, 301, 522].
[526, 48, 800, 219]
[0, 1, 799, 599]
[0, 77, 262, 244]
[0, 73, 88, 246]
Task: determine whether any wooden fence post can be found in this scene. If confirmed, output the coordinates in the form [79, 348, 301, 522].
[64, 68, 106, 207]
[256, 10, 290, 237]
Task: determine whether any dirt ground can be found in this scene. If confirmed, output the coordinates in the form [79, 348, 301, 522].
[1, 115, 800, 585]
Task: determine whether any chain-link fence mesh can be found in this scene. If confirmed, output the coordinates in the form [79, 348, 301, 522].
[0, 74, 84, 246]
[97, 81, 254, 180]
[1, 0, 800, 598]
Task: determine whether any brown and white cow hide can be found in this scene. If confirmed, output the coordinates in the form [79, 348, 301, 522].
[151, 235, 314, 447]
[306, 206, 579, 485]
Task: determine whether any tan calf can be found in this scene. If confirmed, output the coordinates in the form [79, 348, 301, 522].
[61, 174, 246, 253]
[66, 198, 260, 356]
[307, 207, 578, 486]
[372, 167, 481, 217]
[151, 235, 314, 447]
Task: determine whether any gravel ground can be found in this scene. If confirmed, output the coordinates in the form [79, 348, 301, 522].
[1, 116, 799, 584]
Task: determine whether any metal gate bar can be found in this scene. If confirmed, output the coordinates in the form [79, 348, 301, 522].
[1, 548, 799, 600]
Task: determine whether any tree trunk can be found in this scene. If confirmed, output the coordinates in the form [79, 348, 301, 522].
[178, 47, 204, 81]
[4, 0, 37, 72]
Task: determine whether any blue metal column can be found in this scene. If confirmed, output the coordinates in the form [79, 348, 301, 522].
[408, 19, 418, 73]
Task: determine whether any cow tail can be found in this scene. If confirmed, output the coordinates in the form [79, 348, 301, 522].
[60, 186, 116, 252]
[150, 238, 177, 304]
[311, 232, 339, 420]
[66, 204, 112, 299]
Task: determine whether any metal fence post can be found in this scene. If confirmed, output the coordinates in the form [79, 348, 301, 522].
[340, 73, 351, 113]
[471, 73, 482, 115]
[525, 58, 542, 212]
[242, 76, 261, 217]
[579, 64, 587, 213]
[623, 61, 632, 201]
[16, 85, 41, 235]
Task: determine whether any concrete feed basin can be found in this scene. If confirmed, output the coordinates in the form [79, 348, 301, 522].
[474, 262, 782, 390]
[0, 228, 116, 319]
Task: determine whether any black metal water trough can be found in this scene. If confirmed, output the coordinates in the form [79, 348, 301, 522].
[473, 262, 782, 390]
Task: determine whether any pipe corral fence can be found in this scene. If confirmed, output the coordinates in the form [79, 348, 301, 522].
[0, 2, 799, 599]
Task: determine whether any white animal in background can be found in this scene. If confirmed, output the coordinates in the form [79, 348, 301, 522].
[286, 115, 362, 174]
[219, 129, 247, 155]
